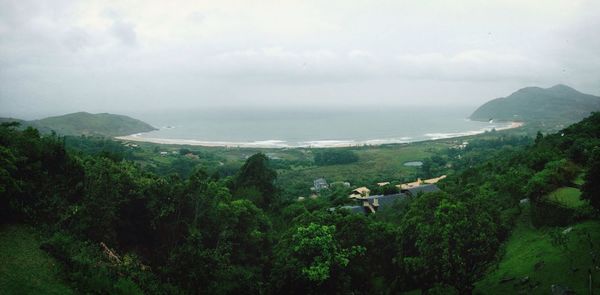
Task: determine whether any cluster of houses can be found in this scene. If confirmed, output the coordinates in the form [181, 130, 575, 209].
[122, 142, 139, 148]
[299, 178, 351, 201]
[320, 175, 446, 215]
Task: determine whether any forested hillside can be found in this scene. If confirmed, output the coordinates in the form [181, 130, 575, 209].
[1, 113, 599, 294]
[470, 85, 600, 124]
[3, 112, 157, 137]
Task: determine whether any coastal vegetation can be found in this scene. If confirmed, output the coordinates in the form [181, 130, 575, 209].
[1, 111, 599, 293]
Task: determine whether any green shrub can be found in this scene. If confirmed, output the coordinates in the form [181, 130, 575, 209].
[314, 150, 359, 166]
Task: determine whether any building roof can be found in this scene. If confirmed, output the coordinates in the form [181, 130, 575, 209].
[405, 184, 440, 196]
[396, 175, 446, 189]
[351, 186, 370, 195]
[314, 178, 328, 185]
[377, 182, 390, 186]
[313, 178, 329, 192]
[367, 193, 408, 207]
[423, 175, 446, 184]
[397, 179, 422, 190]
[333, 193, 409, 215]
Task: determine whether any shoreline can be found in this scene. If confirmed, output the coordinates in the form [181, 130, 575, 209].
[115, 121, 524, 149]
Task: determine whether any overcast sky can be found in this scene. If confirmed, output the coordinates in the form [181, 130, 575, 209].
[1, 0, 599, 119]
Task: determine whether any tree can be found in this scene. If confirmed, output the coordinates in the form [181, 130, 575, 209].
[234, 153, 277, 209]
[75, 158, 135, 244]
[398, 192, 499, 293]
[292, 223, 364, 283]
[271, 222, 365, 294]
[314, 150, 359, 166]
[165, 191, 270, 294]
[0, 146, 19, 222]
[525, 159, 577, 200]
[582, 147, 600, 210]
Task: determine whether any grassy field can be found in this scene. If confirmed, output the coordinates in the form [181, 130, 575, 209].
[544, 187, 587, 208]
[474, 207, 600, 294]
[0, 225, 74, 294]
[276, 142, 443, 197]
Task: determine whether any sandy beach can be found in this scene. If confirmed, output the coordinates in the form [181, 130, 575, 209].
[115, 121, 525, 149]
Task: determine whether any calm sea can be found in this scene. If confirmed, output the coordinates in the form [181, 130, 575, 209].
[129, 106, 508, 148]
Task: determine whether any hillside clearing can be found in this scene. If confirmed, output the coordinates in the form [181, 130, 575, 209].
[474, 208, 600, 294]
[545, 187, 587, 208]
[0, 225, 74, 294]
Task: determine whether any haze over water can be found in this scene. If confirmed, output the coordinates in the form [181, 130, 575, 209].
[128, 106, 509, 148]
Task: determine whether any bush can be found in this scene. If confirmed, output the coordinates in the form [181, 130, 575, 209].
[314, 150, 359, 166]
[530, 200, 576, 227]
[41, 231, 176, 295]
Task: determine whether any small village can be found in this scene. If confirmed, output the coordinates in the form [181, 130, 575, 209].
[303, 175, 447, 214]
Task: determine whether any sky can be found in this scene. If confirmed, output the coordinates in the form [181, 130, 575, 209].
[1, 0, 599, 119]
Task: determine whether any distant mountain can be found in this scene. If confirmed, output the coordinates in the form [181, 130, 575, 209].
[9, 112, 157, 137]
[470, 85, 600, 123]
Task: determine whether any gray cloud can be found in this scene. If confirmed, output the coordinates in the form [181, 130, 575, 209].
[109, 20, 137, 47]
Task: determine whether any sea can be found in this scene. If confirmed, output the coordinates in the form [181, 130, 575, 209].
[128, 106, 509, 148]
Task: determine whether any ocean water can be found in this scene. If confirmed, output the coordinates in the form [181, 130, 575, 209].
[129, 106, 510, 148]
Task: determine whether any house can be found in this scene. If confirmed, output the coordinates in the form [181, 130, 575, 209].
[451, 141, 469, 149]
[361, 193, 409, 213]
[335, 193, 409, 214]
[404, 184, 440, 197]
[397, 179, 422, 190]
[349, 186, 370, 198]
[396, 175, 446, 190]
[313, 178, 329, 192]
[423, 175, 446, 184]
[337, 175, 445, 214]
[159, 151, 168, 156]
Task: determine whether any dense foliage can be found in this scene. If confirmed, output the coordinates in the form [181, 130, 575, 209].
[1, 113, 599, 294]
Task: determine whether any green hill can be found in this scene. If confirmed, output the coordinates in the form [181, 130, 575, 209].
[27, 112, 156, 137]
[470, 85, 600, 124]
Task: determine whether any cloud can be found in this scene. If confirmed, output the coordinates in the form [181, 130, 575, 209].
[109, 20, 137, 47]
[392, 50, 552, 82]
[1, 0, 599, 118]
[103, 10, 138, 47]
[62, 28, 90, 52]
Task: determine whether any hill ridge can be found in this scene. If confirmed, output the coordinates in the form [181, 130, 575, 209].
[3, 112, 157, 137]
[470, 84, 600, 123]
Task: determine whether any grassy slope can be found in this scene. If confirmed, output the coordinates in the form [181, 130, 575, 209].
[0, 225, 74, 294]
[474, 207, 600, 294]
[545, 187, 587, 208]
